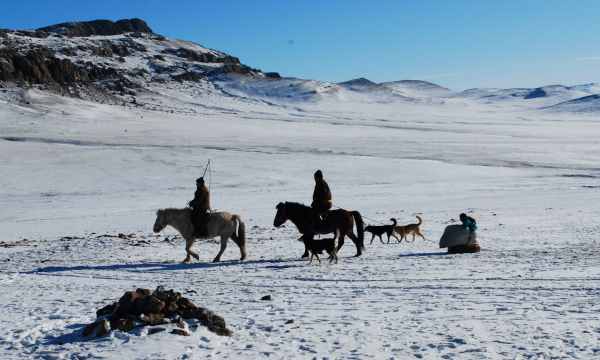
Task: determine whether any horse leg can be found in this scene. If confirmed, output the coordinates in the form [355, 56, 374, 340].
[230, 232, 247, 261]
[302, 242, 310, 258]
[212, 234, 228, 262]
[336, 234, 346, 254]
[184, 238, 198, 263]
[346, 231, 362, 257]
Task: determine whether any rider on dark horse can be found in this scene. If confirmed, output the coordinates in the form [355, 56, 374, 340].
[310, 170, 332, 232]
[189, 177, 210, 237]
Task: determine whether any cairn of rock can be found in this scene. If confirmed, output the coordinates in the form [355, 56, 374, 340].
[83, 286, 230, 338]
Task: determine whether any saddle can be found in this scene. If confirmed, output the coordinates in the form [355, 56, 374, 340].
[312, 211, 329, 233]
[193, 213, 211, 238]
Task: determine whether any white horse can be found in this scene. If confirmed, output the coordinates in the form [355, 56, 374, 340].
[153, 208, 246, 263]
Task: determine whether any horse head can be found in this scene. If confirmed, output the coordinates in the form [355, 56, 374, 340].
[273, 202, 287, 227]
[153, 209, 167, 233]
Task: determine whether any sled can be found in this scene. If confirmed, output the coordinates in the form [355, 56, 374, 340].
[439, 225, 480, 253]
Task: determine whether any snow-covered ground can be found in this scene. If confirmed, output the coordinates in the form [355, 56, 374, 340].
[1, 76, 600, 359]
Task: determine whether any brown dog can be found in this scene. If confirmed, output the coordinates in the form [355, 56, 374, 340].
[393, 216, 425, 242]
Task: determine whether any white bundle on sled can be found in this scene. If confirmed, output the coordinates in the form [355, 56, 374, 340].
[439, 225, 480, 253]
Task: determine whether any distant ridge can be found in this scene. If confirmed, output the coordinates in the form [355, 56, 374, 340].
[540, 94, 600, 113]
[569, 83, 600, 95]
[380, 80, 455, 98]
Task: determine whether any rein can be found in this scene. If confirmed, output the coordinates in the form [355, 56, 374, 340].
[160, 208, 192, 241]
[282, 204, 312, 232]
[332, 204, 388, 227]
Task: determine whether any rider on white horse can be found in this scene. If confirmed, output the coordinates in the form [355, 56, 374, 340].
[189, 177, 210, 237]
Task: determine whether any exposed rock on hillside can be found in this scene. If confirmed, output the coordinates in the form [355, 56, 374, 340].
[39, 18, 154, 37]
[0, 18, 279, 99]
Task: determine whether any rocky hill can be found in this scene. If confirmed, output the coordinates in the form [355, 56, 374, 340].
[0, 18, 279, 103]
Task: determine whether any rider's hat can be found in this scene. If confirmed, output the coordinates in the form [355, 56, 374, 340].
[314, 170, 323, 179]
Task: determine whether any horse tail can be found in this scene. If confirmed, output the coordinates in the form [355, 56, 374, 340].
[231, 215, 245, 246]
[351, 211, 365, 250]
[231, 214, 247, 260]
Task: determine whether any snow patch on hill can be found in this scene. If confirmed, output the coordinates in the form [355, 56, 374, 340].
[380, 80, 455, 98]
[570, 83, 600, 95]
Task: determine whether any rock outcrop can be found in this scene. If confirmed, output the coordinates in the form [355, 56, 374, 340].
[38, 18, 153, 37]
[83, 286, 231, 338]
[0, 18, 280, 99]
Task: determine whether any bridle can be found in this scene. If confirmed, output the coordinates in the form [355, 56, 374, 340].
[157, 208, 188, 231]
[276, 203, 310, 230]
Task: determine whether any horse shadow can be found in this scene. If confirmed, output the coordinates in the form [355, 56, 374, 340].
[29, 257, 309, 275]
[396, 252, 447, 258]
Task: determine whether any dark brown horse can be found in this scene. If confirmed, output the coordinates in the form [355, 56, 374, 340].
[273, 202, 365, 258]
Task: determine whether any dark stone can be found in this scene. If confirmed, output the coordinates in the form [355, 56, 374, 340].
[172, 71, 202, 82]
[162, 301, 178, 317]
[222, 63, 252, 75]
[178, 307, 230, 336]
[96, 302, 119, 318]
[142, 296, 165, 314]
[261, 295, 272, 301]
[171, 329, 189, 336]
[60, 47, 78, 56]
[83, 319, 110, 337]
[111, 318, 135, 332]
[135, 295, 149, 311]
[146, 313, 167, 326]
[136, 288, 153, 297]
[118, 291, 140, 315]
[96, 319, 110, 337]
[83, 321, 99, 336]
[286, 319, 294, 324]
[149, 328, 165, 335]
[264, 72, 281, 79]
[176, 297, 195, 309]
[106, 312, 122, 324]
[111, 43, 130, 57]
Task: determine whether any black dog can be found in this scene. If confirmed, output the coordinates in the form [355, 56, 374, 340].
[365, 218, 400, 244]
[299, 234, 338, 264]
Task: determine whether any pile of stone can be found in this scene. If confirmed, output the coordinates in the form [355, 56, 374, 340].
[83, 286, 230, 338]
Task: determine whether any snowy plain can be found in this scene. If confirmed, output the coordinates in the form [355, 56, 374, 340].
[1, 72, 600, 360]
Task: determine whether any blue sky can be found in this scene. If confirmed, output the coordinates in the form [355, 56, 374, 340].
[2, 0, 599, 90]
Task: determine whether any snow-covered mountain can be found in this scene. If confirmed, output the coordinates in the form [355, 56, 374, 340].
[570, 83, 600, 95]
[1, 18, 598, 115]
[380, 80, 456, 98]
